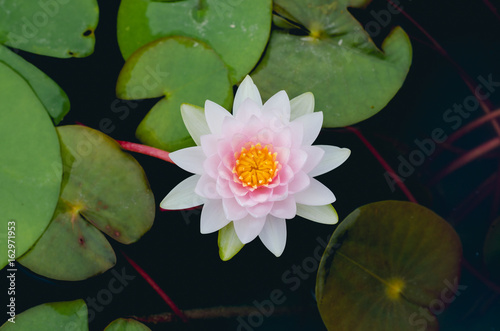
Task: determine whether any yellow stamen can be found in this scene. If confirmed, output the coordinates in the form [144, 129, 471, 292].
[233, 143, 280, 189]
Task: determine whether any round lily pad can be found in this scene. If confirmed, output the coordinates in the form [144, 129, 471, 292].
[0, 62, 62, 269]
[105, 318, 151, 331]
[117, 0, 272, 83]
[116, 36, 233, 152]
[0, 0, 99, 57]
[0, 45, 70, 124]
[19, 125, 155, 281]
[316, 201, 462, 331]
[0, 299, 88, 331]
[251, 0, 412, 127]
[484, 217, 500, 282]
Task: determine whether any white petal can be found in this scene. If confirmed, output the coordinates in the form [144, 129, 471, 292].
[293, 178, 336, 205]
[270, 196, 296, 219]
[290, 92, 315, 121]
[259, 216, 287, 257]
[205, 100, 231, 135]
[169, 146, 206, 174]
[218, 222, 245, 261]
[262, 90, 290, 123]
[309, 146, 351, 177]
[200, 199, 231, 234]
[233, 215, 266, 244]
[233, 75, 262, 115]
[301, 146, 325, 174]
[292, 112, 323, 146]
[180, 103, 210, 146]
[160, 175, 203, 210]
[195, 174, 220, 199]
[296, 203, 338, 224]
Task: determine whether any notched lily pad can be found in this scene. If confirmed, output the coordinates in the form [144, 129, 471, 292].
[252, 0, 412, 127]
[0, 0, 99, 57]
[316, 201, 462, 331]
[0, 62, 62, 269]
[0, 45, 70, 123]
[117, 0, 272, 83]
[116, 36, 233, 152]
[19, 125, 155, 281]
[105, 318, 151, 331]
[0, 299, 88, 330]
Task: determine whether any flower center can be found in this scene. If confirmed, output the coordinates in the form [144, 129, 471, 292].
[232, 143, 280, 189]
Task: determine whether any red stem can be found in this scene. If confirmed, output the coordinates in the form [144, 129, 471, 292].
[461, 258, 500, 294]
[345, 126, 418, 203]
[431, 138, 500, 184]
[121, 251, 188, 323]
[447, 108, 500, 145]
[116, 140, 174, 164]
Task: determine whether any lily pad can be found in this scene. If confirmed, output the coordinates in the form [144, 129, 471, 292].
[116, 36, 233, 151]
[105, 318, 151, 331]
[251, 0, 412, 127]
[0, 0, 99, 58]
[0, 299, 88, 330]
[0, 45, 70, 123]
[484, 217, 500, 282]
[19, 125, 155, 281]
[0, 62, 62, 269]
[316, 201, 462, 331]
[117, 0, 272, 83]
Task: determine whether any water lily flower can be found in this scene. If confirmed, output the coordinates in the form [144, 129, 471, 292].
[161, 76, 350, 259]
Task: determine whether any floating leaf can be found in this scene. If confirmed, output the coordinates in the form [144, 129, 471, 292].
[104, 318, 151, 331]
[252, 0, 412, 127]
[0, 62, 62, 269]
[19, 125, 155, 281]
[116, 36, 233, 151]
[484, 216, 500, 282]
[0, 45, 70, 123]
[117, 0, 272, 83]
[0, 0, 99, 57]
[218, 222, 245, 261]
[0, 299, 88, 330]
[316, 201, 462, 331]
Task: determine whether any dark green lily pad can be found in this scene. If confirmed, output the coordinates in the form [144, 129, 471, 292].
[0, 45, 70, 123]
[117, 0, 272, 83]
[484, 217, 500, 282]
[0, 0, 99, 58]
[316, 201, 462, 331]
[105, 318, 151, 331]
[0, 299, 88, 330]
[116, 36, 233, 151]
[19, 125, 155, 281]
[0, 62, 62, 269]
[251, 0, 412, 127]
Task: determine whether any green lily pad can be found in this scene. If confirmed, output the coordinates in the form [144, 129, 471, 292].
[0, 45, 70, 123]
[484, 217, 500, 282]
[0, 62, 62, 269]
[0, 299, 88, 330]
[116, 36, 233, 151]
[105, 318, 151, 331]
[0, 0, 99, 58]
[251, 0, 412, 127]
[117, 0, 272, 83]
[316, 201, 462, 331]
[19, 125, 155, 281]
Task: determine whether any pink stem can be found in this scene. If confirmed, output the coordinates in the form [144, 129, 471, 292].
[121, 251, 188, 323]
[116, 140, 174, 164]
[461, 258, 500, 294]
[447, 108, 500, 145]
[431, 138, 500, 184]
[345, 127, 418, 203]
[483, 0, 500, 21]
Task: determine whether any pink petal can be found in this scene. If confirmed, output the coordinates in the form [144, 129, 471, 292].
[249, 186, 273, 203]
[278, 165, 294, 184]
[259, 216, 287, 257]
[301, 146, 326, 174]
[287, 120, 304, 148]
[287, 149, 308, 173]
[200, 199, 231, 234]
[274, 146, 290, 165]
[195, 174, 220, 199]
[222, 198, 248, 221]
[293, 178, 336, 206]
[228, 179, 250, 196]
[270, 196, 296, 219]
[269, 185, 288, 201]
[262, 90, 291, 123]
[247, 201, 274, 218]
[216, 178, 234, 199]
[234, 98, 262, 122]
[235, 192, 259, 207]
[231, 133, 249, 152]
[218, 163, 233, 180]
[273, 127, 292, 148]
[255, 128, 274, 145]
[233, 75, 262, 115]
[205, 100, 231, 135]
[291, 112, 323, 146]
[169, 146, 205, 174]
[203, 154, 221, 179]
[288, 171, 310, 194]
[233, 215, 266, 244]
